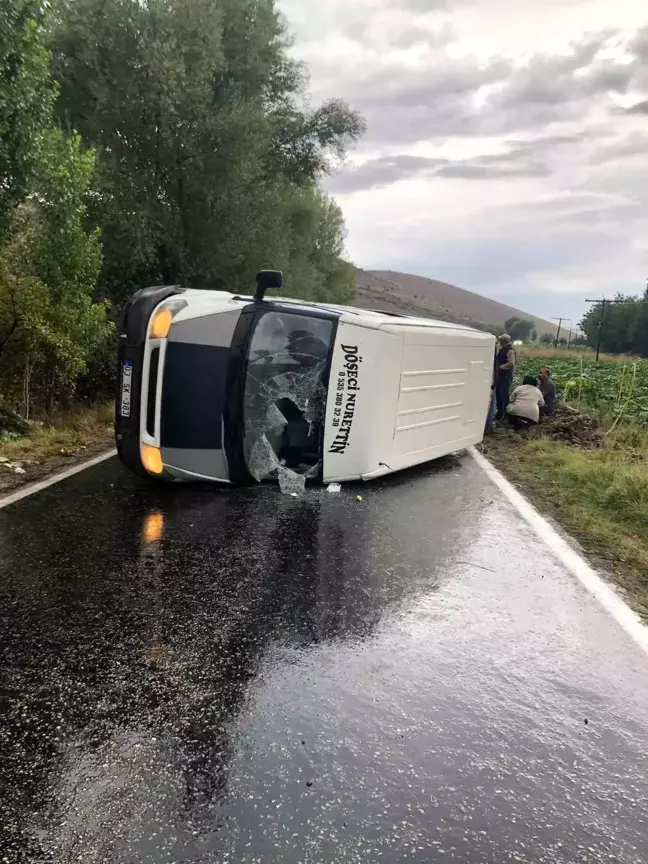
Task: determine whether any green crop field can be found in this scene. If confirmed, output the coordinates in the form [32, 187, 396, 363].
[517, 355, 648, 425]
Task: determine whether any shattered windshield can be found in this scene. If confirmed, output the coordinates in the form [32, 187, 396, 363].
[242, 311, 334, 491]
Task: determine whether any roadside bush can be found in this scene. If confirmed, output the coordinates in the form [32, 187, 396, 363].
[0, 132, 113, 416]
[0, 403, 31, 435]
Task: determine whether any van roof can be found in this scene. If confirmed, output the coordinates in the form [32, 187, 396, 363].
[248, 296, 481, 333]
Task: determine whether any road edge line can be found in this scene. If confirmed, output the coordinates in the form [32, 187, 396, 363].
[470, 446, 648, 658]
[0, 449, 117, 510]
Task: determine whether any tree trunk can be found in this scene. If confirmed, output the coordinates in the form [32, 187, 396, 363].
[22, 351, 32, 421]
[0, 317, 20, 363]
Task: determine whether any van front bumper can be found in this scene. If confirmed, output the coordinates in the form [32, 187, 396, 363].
[115, 285, 184, 477]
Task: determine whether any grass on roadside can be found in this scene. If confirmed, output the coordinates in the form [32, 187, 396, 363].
[519, 346, 641, 363]
[0, 403, 114, 465]
[486, 425, 648, 619]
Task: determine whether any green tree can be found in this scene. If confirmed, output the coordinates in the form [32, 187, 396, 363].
[0, 129, 111, 412]
[0, 4, 111, 415]
[49, 0, 364, 304]
[504, 316, 534, 342]
[629, 286, 648, 357]
[0, 0, 56, 241]
[539, 332, 553, 345]
[269, 187, 356, 303]
[580, 295, 638, 355]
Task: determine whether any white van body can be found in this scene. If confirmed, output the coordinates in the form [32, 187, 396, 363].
[116, 286, 495, 485]
[323, 314, 495, 482]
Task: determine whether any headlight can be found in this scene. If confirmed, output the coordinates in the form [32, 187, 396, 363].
[148, 299, 188, 339]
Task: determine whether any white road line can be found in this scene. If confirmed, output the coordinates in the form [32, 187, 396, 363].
[470, 447, 648, 658]
[0, 449, 117, 511]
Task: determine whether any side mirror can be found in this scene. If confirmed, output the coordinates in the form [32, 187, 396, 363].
[255, 270, 283, 302]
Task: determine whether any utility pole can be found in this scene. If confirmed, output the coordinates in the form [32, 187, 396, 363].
[554, 319, 573, 349]
[585, 298, 617, 362]
[584, 283, 648, 361]
[584, 298, 630, 362]
[596, 300, 606, 363]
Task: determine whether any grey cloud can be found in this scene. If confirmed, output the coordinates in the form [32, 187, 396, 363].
[390, 226, 626, 289]
[310, 29, 645, 146]
[436, 160, 548, 179]
[509, 192, 614, 211]
[497, 35, 613, 108]
[287, 4, 648, 314]
[352, 55, 511, 111]
[328, 155, 443, 192]
[280, 0, 459, 48]
[590, 131, 648, 162]
[553, 203, 643, 226]
[484, 36, 634, 126]
[627, 100, 648, 115]
[486, 190, 643, 228]
[329, 133, 581, 193]
[630, 26, 648, 62]
[366, 178, 645, 309]
[334, 14, 452, 45]
[389, 22, 454, 49]
[398, 0, 459, 9]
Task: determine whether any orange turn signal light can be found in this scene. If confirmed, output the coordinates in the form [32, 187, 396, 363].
[150, 307, 174, 339]
[141, 444, 163, 475]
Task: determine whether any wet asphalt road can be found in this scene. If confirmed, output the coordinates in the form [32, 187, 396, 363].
[1, 455, 648, 864]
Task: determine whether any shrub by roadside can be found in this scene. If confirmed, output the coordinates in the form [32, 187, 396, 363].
[0, 403, 114, 495]
[0, 404, 31, 436]
[483, 410, 648, 620]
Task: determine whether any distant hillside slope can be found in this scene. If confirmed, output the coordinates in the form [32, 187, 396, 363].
[355, 270, 565, 337]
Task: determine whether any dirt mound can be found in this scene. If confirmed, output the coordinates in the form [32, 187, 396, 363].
[531, 407, 604, 449]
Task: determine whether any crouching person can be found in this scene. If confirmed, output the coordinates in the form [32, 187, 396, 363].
[538, 366, 557, 419]
[506, 376, 545, 431]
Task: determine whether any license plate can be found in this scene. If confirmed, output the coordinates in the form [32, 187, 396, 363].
[120, 361, 133, 418]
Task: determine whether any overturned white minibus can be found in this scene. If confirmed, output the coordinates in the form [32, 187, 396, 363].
[115, 271, 495, 487]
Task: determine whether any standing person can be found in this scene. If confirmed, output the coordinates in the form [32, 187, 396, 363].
[538, 366, 557, 418]
[506, 375, 545, 430]
[495, 334, 516, 420]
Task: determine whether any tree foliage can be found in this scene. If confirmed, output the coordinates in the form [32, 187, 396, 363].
[504, 316, 535, 342]
[49, 0, 364, 304]
[1, 0, 364, 416]
[0, 1, 111, 414]
[0, 0, 56, 241]
[580, 289, 648, 357]
[0, 129, 111, 411]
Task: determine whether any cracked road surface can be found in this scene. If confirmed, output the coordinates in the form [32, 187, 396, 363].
[1, 454, 647, 863]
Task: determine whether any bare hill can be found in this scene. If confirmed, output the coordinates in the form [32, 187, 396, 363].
[356, 270, 563, 337]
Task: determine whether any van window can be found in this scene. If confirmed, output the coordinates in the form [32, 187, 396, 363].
[242, 311, 334, 482]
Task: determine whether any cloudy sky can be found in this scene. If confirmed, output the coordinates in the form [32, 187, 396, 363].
[278, 0, 648, 325]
